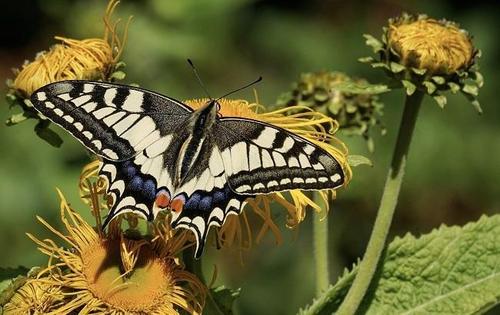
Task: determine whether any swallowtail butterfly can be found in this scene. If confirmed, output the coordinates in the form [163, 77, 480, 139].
[30, 80, 345, 257]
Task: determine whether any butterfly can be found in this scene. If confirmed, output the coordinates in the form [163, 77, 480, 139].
[30, 80, 345, 257]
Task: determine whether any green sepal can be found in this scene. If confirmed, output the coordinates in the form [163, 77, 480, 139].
[5, 112, 29, 126]
[433, 95, 447, 108]
[447, 82, 461, 94]
[363, 34, 384, 53]
[432, 76, 446, 85]
[462, 84, 479, 96]
[410, 67, 427, 75]
[422, 81, 436, 94]
[109, 70, 126, 81]
[401, 80, 416, 95]
[358, 57, 375, 63]
[389, 62, 405, 73]
[461, 91, 483, 114]
[347, 155, 373, 167]
[331, 81, 390, 95]
[204, 286, 241, 315]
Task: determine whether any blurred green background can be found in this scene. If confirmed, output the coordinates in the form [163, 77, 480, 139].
[1, 0, 499, 314]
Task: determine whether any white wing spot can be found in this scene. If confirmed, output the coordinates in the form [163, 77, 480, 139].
[103, 112, 126, 126]
[277, 137, 294, 153]
[261, 150, 274, 168]
[272, 151, 286, 167]
[288, 157, 300, 167]
[253, 183, 265, 190]
[146, 135, 172, 158]
[312, 162, 324, 170]
[236, 185, 251, 193]
[36, 92, 47, 101]
[305, 178, 317, 184]
[103, 149, 119, 160]
[74, 122, 83, 131]
[53, 108, 64, 117]
[293, 177, 305, 184]
[123, 90, 144, 111]
[304, 144, 316, 155]
[58, 93, 71, 101]
[248, 145, 261, 171]
[44, 101, 55, 109]
[121, 117, 156, 147]
[280, 178, 291, 185]
[319, 177, 328, 183]
[253, 127, 278, 148]
[83, 83, 94, 93]
[267, 180, 279, 188]
[82, 102, 98, 112]
[208, 148, 224, 176]
[82, 131, 92, 140]
[63, 115, 74, 123]
[92, 140, 102, 150]
[299, 154, 311, 168]
[93, 107, 115, 119]
[73, 95, 92, 107]
[113, 113, 140, 135]
[231, 142, 249, 174]
[104, 88, 117, 107]
[331, 174, 342, 183]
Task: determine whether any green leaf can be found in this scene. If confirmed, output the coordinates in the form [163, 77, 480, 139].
[299, 215, 500, 315]
[204, 286, 241, 315]
[347, 155, 373, 167]
[331, 81, 390, 95]
[0, 266, 30, 306]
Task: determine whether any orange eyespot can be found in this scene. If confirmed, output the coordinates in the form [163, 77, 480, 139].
[155, 193, 170, 209]
[170, 198, 184, 213]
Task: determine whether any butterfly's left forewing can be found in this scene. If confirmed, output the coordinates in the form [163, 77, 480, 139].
[31, 80, 192, 161]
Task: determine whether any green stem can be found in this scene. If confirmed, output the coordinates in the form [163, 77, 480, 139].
[313, 192, 330, 295]
[336, 91, 424, 315]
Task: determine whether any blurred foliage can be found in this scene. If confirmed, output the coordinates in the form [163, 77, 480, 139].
[1, 1, 499, 314]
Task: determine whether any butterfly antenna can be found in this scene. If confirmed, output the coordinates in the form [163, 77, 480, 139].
[187, 59, 212, 99]
[216, 76, 262, 101]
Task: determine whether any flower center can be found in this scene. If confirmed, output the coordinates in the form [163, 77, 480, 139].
[388, 19, 473, 74]
[82, 240, 174, 312]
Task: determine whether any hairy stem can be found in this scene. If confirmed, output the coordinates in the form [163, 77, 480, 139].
[336, 91, 424, 315]
[313, 192, 330, 295]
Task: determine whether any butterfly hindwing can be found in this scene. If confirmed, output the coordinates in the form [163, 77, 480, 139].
[215, 118, 345, 195]
[169, 135, 249, 258]
[31, 80, 192, 161]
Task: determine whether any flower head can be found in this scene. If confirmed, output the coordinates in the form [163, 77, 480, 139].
[184, 98, 351, 253]
[4, 187, 206, 314]
[6, 0, 130, 147]
[277, 71, 386, 152]
[361, 13, 483, 112]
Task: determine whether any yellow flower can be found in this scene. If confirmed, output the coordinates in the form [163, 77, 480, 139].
[184, 98, 351, 252]
[361, 13, 483, 112]
[11, 0, 129, 97]
[388, 17, 473, 75]
[4, 188, 206, 314]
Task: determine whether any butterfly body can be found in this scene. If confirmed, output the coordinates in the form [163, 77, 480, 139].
[31, 80, 345, 257]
